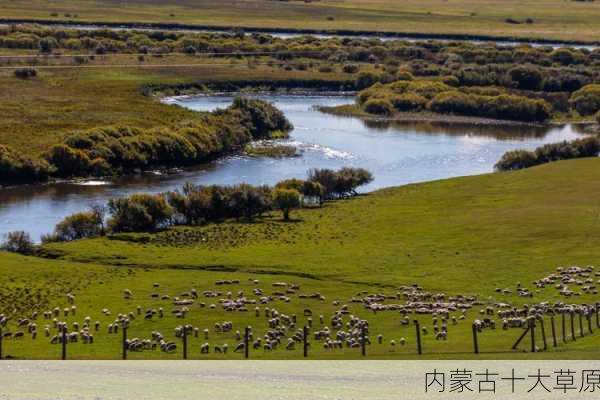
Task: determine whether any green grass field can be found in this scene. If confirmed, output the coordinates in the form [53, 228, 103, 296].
[2, 0, 600, 42]
[3, 158, 600, 359]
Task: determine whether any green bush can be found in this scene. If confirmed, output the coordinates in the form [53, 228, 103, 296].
[108, 194, 173, 232]
[508, 65, 543, 90]
[50, 210, 104, 241]
[272, 188, 301, 220]
[355, 72, 380, 90]
[0, 231, 35, 255]
[429, 91, 478, 115]
[495, 137, 600, 171]
[363, 98, 394, 115]
[390, 93, 428, 111]
[0, 144, 52, 184]
[569, 84, 600, 116]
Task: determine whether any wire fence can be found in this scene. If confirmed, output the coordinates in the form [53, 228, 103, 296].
[1, 306, 599, 360]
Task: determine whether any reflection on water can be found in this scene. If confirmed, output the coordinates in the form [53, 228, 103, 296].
[0, 94, 589, 240]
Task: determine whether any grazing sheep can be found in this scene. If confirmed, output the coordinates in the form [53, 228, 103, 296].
[123, 289, 133, 299]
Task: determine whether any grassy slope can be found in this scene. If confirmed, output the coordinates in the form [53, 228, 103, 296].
[2, 158, 597, 359]
[52, 157, 600, 296]
[1, 0, 600, 42]
[0, 62, 346, 154]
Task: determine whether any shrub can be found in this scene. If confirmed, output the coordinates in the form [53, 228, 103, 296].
[1, 231, 35, 255]
[108, 194, 173, 232]
[390, 93, 428, 111]
[355, 72, 380, 90]
[429, 91, 478, 115]
[272, 188, 301, 220]
[0, 144, 52, 184]
[495, 137, 600, 170]
[363, 98, 394, 115]
[508, 65, 543, 90]
[569, 84, 600, 116]
[14, 68, 37, 79]
[45, 144, 93, 177]
[308, 167, 373, 199]
[50, 210, 104, 242]
[494, 149, 539, 171]
[396, 70, 414, 81]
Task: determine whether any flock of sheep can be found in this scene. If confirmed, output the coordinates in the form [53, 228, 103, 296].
[0, 265, 599, 358]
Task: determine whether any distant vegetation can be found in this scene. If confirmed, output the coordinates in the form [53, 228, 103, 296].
[495, 136, 600, 171]
[1, 97, 291, 184]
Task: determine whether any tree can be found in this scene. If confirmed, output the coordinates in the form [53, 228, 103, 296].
[51, 210, 103, 241]
[1, 231, 35, 255]
[107, 194, 173, 232]
[272, 189, 301, 221]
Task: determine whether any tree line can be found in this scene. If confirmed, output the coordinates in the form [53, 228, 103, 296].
[0, 167, 373, 252]
[495, 136, 600, 171]
[0, 97, 292, 185]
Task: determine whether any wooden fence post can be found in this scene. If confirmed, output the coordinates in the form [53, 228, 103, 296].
[550, 316, 557, 347]
[596, 303, 600, 328]
[579, 312, 585, 338]
[529, 318, 536, 353]
[588, 312, 593, 334]
[414, 320, 422, 355]
[122, 324, 128, 360]
[244, 327, 250, 359]
[61, 325, 67, 360]
[570, 312, 576, 341]
[303, 326, 309, 358]
[182, 326, 188, 360]
[361, 324, 367, 357]
[538, 317, 547, 351]
[472, 323, 479, 354]
[562, 312, 566, 343]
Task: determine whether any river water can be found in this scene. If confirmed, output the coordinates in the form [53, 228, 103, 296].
[0, 94, 588, 240]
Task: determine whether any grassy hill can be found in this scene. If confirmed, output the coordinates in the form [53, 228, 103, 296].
[2, 0, 600, 42]
[3, 158, 600, 359]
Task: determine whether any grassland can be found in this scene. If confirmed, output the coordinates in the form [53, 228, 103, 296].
[2, 158, 600, 359]
[0, 59, 347, 155]
[2, 0, 600, 42]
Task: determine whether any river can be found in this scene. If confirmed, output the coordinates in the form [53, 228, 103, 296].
[0, 94, 588, 241]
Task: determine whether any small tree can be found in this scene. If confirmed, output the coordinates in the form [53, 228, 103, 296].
[1, 231, 35, 255]
[272, 189, 301, 221]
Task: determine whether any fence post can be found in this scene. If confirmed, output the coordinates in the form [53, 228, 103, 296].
[61, 325, 67, 360]
[303, 326, 309, 358]
[414, 320, 422, 355]
[579, 312, 585, 338]
[550, 316, 557, 347]
[361, 324, 366, 357]
[0, 326, 3, 360]
[244, 327, 250, 359]
[588, 312, 593, 334]
[472, 323, 479, 354]
[570, 311, 576, 341]
[596, 303, 600, 328]
[562, 312, 566, 343]
[530, 318, 536, 353]
[182, 326, 188, 360]
[122, 324, 128, 360]
[538, 316, 547, 351]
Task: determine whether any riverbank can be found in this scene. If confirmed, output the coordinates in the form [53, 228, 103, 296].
[2, 0, 600, 43]
[2, 18, 600, 47]
[318, 104, 600, 128]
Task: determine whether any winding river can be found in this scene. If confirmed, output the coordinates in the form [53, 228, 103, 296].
[0, 94, 588, 240]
